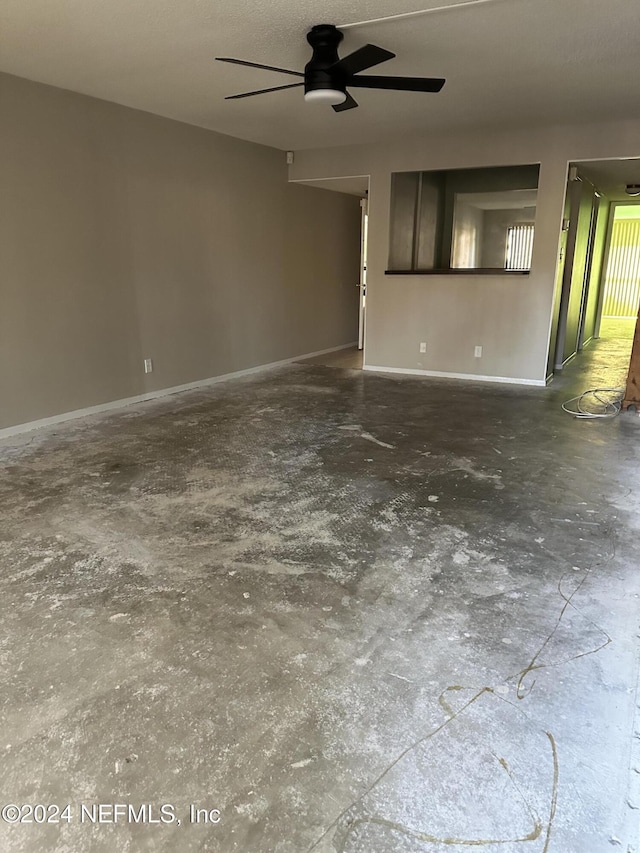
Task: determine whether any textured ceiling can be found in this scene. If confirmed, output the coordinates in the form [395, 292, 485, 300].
[1, 0, 639, 150]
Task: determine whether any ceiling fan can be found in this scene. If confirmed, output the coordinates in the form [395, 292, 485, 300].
[216, 23, 445, 112]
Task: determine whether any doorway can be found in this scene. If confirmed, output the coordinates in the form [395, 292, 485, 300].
[290, 174, 370, 370]
[549, 159, 640, 387]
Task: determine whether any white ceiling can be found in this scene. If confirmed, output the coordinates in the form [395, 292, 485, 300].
[1, 0, 639, 151]
[457, 188, 538, 210]
[577, 160, 640, 202]
[295, 176, 369, 196]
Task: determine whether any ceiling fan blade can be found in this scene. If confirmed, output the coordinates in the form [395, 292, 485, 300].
[216, 57, 303, 78]
[331, 44, 396, 76]
[332, 92, 359, 112]
[225, 82, 304, 100]
[348, 75, 446, 93]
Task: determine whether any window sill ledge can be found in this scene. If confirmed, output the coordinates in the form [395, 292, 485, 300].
[385, 268, 531, 276]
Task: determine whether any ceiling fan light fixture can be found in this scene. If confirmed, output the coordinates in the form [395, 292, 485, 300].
[304, 88, 347, 105]
[217, 22, 446, 113]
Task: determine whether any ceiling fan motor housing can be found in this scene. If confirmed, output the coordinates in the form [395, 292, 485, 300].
[217, 23, 444, 110]
[304, 24, 346, 96]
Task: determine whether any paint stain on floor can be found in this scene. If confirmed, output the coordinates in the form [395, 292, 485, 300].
[0, 327, 639, 852]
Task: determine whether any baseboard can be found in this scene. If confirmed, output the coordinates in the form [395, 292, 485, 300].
[0, 341, 357, 440]
[362, 364, 547, 387]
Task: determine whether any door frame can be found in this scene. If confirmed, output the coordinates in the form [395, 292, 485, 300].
[358, 196, 368, 351]
[593, 202, 617, 339]
[576, 194, 600, 351]
[553, 173, 583, 370]
[286, 173, 371, 363]
[594, 200, 640, 337]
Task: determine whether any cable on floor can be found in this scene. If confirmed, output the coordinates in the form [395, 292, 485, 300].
[561, 388, 624, 419]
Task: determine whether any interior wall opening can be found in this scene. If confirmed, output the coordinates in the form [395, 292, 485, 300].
[593, 205, 640, 389]
[289, 175, 370, 371]
[548, 159, 640, 390]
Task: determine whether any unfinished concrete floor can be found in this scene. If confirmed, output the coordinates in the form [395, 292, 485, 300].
[1, 327, 639, 853]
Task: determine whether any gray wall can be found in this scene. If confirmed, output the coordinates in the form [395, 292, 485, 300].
[388, 171, 447, 271]
[0, 73, 361, 430]
[290, 120, 640, 383]
[451, 200, 484, 268]
[546, 190, 570, 378]
[480, 208, 536, 268]
[417, 173, 446, 270]
[388, 172, 419, 271]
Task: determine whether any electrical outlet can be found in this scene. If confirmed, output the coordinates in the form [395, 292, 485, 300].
[419, 342, 427, 353]
[474, 346, 483, 358]
[144, 358, 153, 374]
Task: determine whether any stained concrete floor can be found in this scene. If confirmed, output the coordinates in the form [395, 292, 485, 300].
[1, 325, 640, 853]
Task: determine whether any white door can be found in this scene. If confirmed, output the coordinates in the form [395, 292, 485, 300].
[358, 197, 368, 351]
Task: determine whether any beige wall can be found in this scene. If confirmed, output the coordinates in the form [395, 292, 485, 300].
[289, 121, 640, 383]
[0, 73, 360, 430]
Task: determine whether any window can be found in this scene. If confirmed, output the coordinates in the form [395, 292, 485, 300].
[505, 224, 535, 270]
